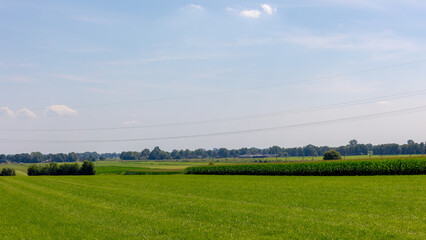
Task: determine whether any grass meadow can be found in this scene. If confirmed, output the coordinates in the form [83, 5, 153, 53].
[0, 174, 425, 239]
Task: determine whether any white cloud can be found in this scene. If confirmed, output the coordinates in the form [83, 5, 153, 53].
[235, 4, 277, 18]
[72, 16, 112, 24]
[44, 105, 78, 117]
[51, 74, 104, 84]
[377, 101, 392, 106]
[225, 7, 234, 12]
[186, 4, 204, 11]
[85, 87, 115, 94]
[261, 4, 277, 15]
[285, 32, 420, 52]
[240, 9, 262, 18]
[123, 120, 140, 125]
[181, 4, 205, 13]
[0, 107, 15, 118]
[16, 108, 37, 118]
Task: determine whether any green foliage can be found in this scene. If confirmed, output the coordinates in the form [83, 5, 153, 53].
[185, 158, 426, 176]
[27, 161, 95, 176]
[323, 150, 342, 160]
[0, 168, 16, 176]
[58, 163, 80, 175]
[80, 160, 96, 175]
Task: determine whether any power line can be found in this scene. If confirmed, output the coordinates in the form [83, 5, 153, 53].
[72, 59, 426, 108]
[2, 105, 426, 144]
[16, 58, 426, 110]
[1, 88, 426, 132]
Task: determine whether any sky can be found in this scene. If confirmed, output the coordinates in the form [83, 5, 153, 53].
[1, 0, 426, 154]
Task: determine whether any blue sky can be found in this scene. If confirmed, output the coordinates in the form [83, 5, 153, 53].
[1, 0, 426, 154]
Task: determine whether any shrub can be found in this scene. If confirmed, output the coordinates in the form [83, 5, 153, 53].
[27, 161, 96, 176]
[323, 150, 342, 160]
[58, 163, 80, 175]
[27, 165, 40, 176]
[79, 161, 96, 175]
[0, 168, 16, 176]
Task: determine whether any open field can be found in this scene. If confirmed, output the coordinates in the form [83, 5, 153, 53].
[0, 174, 425, 239]
[94, 160, 219, 175]
[3, 154, 425, 176]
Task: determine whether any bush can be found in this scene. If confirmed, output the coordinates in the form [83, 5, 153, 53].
[0, 168, 16, 176]
[27, 161, 96, 176]
[323, 150, 342, 160]
[185, 158, 426, 176]
[80, 161, 96, 175]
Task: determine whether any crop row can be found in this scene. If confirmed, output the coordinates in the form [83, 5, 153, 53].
[184, 158, 426, 176]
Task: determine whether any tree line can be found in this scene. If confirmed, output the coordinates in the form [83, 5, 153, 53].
[1, 139, 424, 163]
[0, 152, 120, 164]
[119, 140, 425, 160]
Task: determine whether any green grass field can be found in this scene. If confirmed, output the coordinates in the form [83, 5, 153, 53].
[1, 174, 425, 239]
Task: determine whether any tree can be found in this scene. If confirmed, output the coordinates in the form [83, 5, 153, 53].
[218, 148, 229, 158]
[87, 155, 96, 162]
[0, 154, 6, 163]
[323, 150, 342, 160]
[148, 147, 170, 160]
[171, 150, 181, 159]
[349, 139, 358, 146]
[120, 151, 138, 160]
[67, 152, 79, 162]
[31, 152, 44, 163]
[140, 149, 150, 159]
[80, 160, 96, 175]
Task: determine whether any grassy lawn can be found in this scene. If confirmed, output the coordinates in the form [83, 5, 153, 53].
[0, 174, 424, 239]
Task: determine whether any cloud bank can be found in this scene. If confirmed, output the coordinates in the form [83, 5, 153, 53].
[44, 105, 78, 117]
[0, 107, 15, 118]
[0, 107, 36, 119]
[16, 108, 37, 118]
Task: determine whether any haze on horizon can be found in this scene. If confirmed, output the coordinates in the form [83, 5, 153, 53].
[1, 0, 426, 154]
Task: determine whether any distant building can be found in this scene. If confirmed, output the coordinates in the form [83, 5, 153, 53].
[238, 154, 278, 158]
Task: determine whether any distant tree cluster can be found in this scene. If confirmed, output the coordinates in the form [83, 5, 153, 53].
[27, 161, 95, 176]
[0, 168, 16, 176]
[1, 152, 120, 164]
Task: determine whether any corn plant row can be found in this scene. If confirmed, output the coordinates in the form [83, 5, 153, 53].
[184, 158, 426, 176]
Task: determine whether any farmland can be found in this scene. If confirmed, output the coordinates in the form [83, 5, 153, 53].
[3, 154, 425, 176]
[0, 174, 425, 239]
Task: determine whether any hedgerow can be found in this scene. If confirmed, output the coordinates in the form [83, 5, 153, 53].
[0, 168, 16, 176]
[27, 161, 95, 176]
[184, 158, 426, 176]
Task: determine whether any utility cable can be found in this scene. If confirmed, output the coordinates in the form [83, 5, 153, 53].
[2, 105, 426, 143]
[1, 88, 426, 132]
